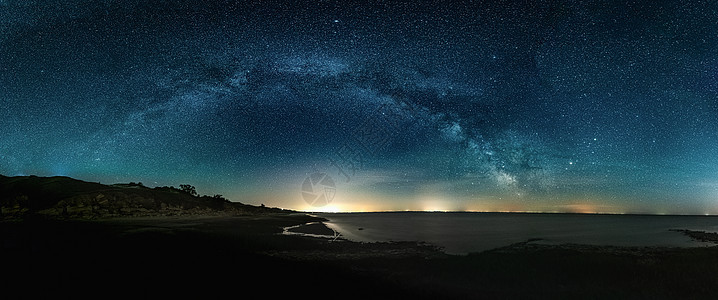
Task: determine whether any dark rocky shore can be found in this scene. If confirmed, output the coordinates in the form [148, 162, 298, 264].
[5, 213, 718, 299]
[670, 229, 718, 244]
[4, 176, 718, 299]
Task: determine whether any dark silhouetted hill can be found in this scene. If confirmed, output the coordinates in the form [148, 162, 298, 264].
[0, 175, 288, 218]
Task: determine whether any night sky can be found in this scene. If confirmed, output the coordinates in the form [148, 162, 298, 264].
[2, 0, 717, 213]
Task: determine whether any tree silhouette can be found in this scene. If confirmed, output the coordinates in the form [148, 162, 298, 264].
[179, 184, 197, 196]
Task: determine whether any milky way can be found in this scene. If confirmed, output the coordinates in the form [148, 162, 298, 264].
[1, 0, 717, 213]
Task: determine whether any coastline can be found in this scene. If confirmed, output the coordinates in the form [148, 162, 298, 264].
[4, 213, 718, 298]
[283, 221, 341, 238]
[316, 211, 718, 254]
[285, 216, 718, 255]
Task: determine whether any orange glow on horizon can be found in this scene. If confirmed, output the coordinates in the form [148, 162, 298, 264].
[247, 186, 712, 215]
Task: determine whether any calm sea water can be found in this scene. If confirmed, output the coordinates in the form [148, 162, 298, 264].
[318, 212, 718, 254]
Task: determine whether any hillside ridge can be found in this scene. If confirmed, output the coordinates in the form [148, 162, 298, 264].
[0, 175, 288, 219]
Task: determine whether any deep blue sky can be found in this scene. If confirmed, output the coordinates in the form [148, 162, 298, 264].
[1, 0, 717, 213]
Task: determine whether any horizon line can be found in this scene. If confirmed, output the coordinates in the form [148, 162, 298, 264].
[5, 174, 716, 217]
[300, 209, 718, 217]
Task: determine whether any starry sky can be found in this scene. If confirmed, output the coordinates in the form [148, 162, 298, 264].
[1, 0, 717, 213]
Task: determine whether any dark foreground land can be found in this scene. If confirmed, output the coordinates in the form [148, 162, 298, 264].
[2, 176, 718, 298]
[3, 214, 718, 299]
